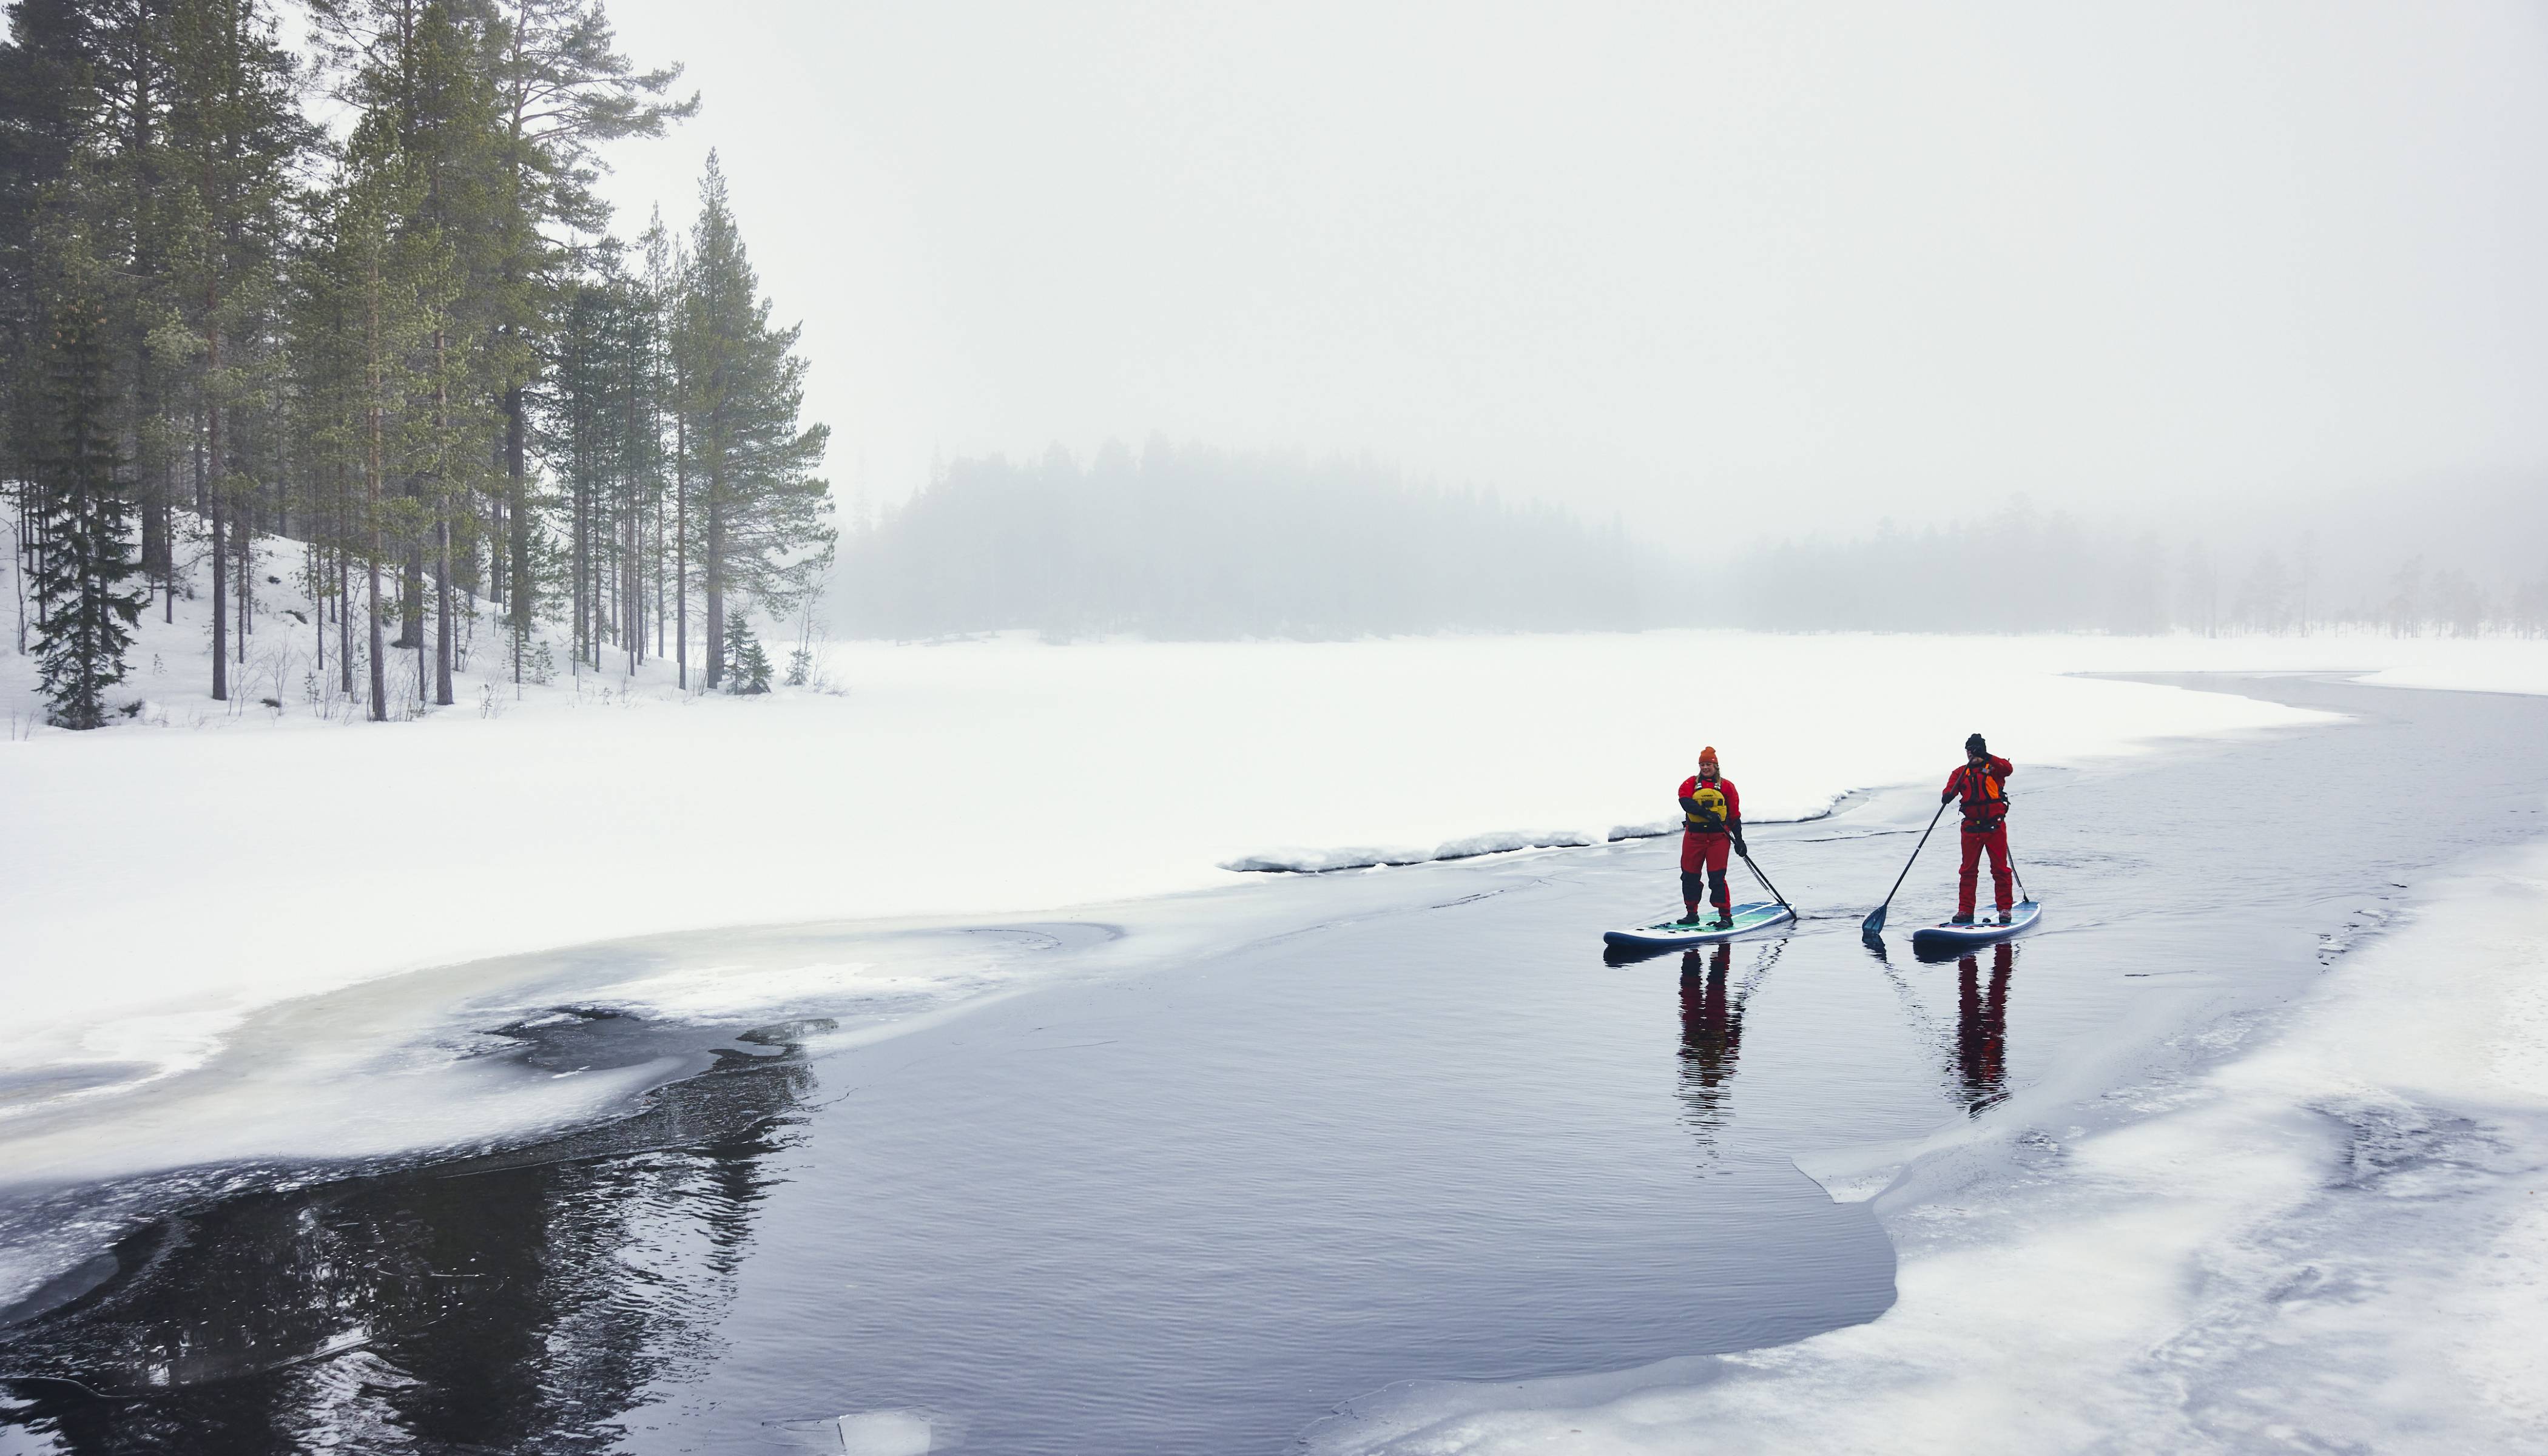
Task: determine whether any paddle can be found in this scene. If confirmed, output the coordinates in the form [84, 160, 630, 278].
[1861, 798, 1949, 935]
[1740, 846, 1794, 916]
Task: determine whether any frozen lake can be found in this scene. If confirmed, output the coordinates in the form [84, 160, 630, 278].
[4, 675, 2546, 1454]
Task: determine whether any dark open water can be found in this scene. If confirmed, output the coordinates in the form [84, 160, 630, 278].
[4, 675, 2545, 1454]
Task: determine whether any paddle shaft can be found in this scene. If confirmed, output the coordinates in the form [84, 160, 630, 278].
[1741, 848, 1793, 914]
[1865, 798, 1950, 931]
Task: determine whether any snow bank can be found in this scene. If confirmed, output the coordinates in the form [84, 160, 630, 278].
[1304, 836, 2548, 1456]
[1224, 827, 1604, 874]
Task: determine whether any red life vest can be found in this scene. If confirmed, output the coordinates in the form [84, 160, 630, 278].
[1947, 758, 2011, 828]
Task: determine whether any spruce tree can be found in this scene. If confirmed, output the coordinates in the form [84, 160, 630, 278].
[30, 278, 144, 728]
[675, 153, 832, 690]
[723, 605, 769, 695]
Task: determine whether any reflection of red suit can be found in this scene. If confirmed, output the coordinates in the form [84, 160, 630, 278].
[1679, 945, 1742, 1122]
[1943, 758, 2014, 916]
[1955, 943, 2014, 1112]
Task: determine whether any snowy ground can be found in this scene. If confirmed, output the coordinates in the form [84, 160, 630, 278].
[1304, 836, 2548, 1456]
[4, 532, 2548, 1122]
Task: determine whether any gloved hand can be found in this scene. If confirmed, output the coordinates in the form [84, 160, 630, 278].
[1732, 835, 1748, 857]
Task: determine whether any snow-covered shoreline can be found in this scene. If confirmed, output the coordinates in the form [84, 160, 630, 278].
[1305, 833, 2548, 1456]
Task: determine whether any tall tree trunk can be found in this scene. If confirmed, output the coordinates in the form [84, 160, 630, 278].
[507, 385, 528, 686]
[309, 539, 322, 676]
[337, 487, 352, 698]
[436, 518, 453, 703]
[414, 566, 426, 701]
[366, 280, 388, 721]
[398, 537, 423, 649]
[675, 414, 687, 690]
[433, 335, 453, 706]
[624, 356, 641, 673]
[236, 497, 249, 661]
[704, 437, 724, 692]
[139, 455, 166, 610]
[209, 323, 228, 703]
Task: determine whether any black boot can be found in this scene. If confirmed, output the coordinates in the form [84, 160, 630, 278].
[1997, 909, 2013, 925]
[1949, 912, 1974, 926]
[1713, 907, 1734, 929]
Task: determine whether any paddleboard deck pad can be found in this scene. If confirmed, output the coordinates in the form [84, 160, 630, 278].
[1907, 898, 2042, 948]
[1603, 900, 1795, 949]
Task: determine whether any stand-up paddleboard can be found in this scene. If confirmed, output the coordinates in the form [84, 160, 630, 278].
[1907, 898, 2041, 949]
[1603, 900, 1795, 951]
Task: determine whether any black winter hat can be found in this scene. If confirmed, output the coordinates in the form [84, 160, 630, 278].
[1965, 733, 1988, 756]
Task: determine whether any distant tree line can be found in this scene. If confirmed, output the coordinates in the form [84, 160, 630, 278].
[1694, 499, 2548, 639]
[1, 0, 831, 727]
[834, 442, 1645, 640]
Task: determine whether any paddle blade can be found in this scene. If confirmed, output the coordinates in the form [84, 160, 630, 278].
[1861, 904, 1888, 934]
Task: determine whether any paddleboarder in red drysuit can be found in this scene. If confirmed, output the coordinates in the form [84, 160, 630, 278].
[1944, 733, 2015, 924]
[1678, 747, 1746, 928]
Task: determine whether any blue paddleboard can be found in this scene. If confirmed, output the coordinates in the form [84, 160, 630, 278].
[1907, 898, 2042, 948]
[1603, 900, 1796, 950]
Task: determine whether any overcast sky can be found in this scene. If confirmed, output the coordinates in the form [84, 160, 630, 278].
[590, 1, 2548, 538]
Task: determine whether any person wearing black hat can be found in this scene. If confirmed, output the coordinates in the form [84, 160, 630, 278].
[1941, 733, 2015, 925]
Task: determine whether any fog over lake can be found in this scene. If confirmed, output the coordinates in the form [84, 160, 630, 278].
[595, 1, 2548, 556]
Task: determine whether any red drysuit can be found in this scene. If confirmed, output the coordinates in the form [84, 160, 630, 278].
[1678, 774, 1741, 911]
[1943, 755, 2014, 917]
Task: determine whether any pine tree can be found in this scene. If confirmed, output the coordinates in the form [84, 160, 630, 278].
[296, 134, 451, 721]
[539, 244, 654, 673]
[45, 0, 180, 617]
[675, 153, 832, 691]
[311, 0, 507, 707]
[0, 0, 98, 462]
[485, 0, 693, 676]
[30, 273, 144, 728]
[157, 0, 312, 703]
[723, 605, 768, 695]
[1, 0, 106, 647]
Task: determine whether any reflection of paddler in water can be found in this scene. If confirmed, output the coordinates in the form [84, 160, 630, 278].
[1677, 943, 1743, 1144]
[1953, 943, 2014, 1114]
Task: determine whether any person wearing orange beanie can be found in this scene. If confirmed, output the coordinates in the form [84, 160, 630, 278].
[1676, 747, 1745, 928]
